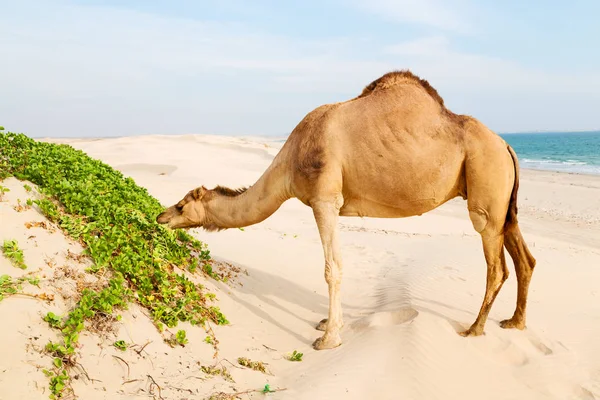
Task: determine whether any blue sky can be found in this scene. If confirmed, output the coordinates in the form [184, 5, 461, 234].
[1, 0, 600, 137]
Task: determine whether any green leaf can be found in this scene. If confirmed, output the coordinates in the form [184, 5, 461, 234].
[113, 340, 128, 351]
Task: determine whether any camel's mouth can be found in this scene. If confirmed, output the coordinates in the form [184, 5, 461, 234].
[156, 210, 197, 230]
[156, 211, 171, 225]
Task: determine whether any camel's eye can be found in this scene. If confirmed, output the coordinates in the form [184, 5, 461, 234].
[176, 203, 184, 212]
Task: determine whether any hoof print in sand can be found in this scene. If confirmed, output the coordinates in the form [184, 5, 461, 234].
[352, 307, 419, 330]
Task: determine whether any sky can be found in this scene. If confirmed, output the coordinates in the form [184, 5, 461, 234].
[1, 0, 600, 138]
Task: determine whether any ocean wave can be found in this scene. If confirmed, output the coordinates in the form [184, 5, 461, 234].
[520, 158, 600, 175]
[521, 158, 588, 166]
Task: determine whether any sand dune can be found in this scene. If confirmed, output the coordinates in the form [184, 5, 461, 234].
[2, 134, 600, 399]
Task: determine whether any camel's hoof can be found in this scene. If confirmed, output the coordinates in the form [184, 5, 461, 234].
[499, 318, 525, 330]
[315, 318, 328, 331]
[312, 334, 342, 350]
[459, 327, 485, 337]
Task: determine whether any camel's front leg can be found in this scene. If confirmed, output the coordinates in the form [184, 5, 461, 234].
[312, 200, 343, 350]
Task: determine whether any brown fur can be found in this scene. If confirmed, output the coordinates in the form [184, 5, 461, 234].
[201, 221, 228, 232]
[157, 69, 536, 350]
[359, 69, 446, 106]
[289, 104, 337, 180]
[201, 186, 249, 230]
[213, 185, 248, 197]
[358, 69, 469, 125]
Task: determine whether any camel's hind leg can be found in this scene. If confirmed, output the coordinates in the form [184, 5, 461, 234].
[500, 222, 536, 329]
[460, 214, 509, 337]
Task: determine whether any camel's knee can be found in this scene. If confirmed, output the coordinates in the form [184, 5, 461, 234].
[324, 261, 341, 286]
[490, 264, 507, 288]
[486, 251, 509, 290]
[469, 208, 489, 233]
[501, 265, 509, 283]
[500, 252, 510, 282]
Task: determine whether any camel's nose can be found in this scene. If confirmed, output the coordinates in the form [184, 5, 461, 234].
[156, 212, 167, 224]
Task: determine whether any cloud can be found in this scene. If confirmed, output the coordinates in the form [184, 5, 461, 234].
[384, 36, 451, 56]
[0, 2, 379, 95]
[0, 1, 599, 137]
[383, 36, 600, 96]
[0, 1, 394, 137]
[379, 35, 600, 132]
[350, 0, 473, 33]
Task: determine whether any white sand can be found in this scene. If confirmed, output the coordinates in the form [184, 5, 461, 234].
[1, 134, 600, 399]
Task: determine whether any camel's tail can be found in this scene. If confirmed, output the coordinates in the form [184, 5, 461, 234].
[504, 144, 520, 230]
[504, 144, 536, 267]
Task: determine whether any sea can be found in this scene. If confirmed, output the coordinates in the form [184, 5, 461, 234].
[500, 131, 600, 175]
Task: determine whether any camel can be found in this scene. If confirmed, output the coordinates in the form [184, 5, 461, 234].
[156, 70, 537, 350]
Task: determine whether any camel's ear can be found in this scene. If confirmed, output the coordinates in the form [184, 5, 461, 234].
[191, 186, 207, 200]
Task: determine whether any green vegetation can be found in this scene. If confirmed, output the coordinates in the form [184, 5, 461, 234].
[206, 383, 283, 399]
[2, 239, 27, 269]
[286, 350, 303, 362]
[262, 384, 275, 393]
[0, 131, 228, 398]
[165, 329, 189, 347]
[0, 274, 41, 302]
[113, 340, 128, 352]
[237, 357, 269, 374]
[0, 184, 9, 200]
[203, 263, 227, 281]
[14, 198, 32, 212]
[201, 365, 234, 382]
[43, 367, 69, 399]
[23, 183, 32, 192]
[44, 312, 62, 329]
[0, 275, 20, 301]
[176, 329, 188, 345]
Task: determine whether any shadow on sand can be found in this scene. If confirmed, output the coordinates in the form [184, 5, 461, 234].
[212, 256, 367, 345]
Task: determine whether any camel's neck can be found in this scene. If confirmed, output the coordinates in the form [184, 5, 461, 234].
[203, 161, 290, 230]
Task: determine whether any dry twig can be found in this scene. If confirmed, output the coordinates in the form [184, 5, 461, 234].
[112, 355, 130, 379]
[133, 340, 152, 356]
[147, 375, 164, 400]
[122, 379, 143, 385]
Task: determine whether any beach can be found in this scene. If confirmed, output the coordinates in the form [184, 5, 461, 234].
[2, 133, 600, 399]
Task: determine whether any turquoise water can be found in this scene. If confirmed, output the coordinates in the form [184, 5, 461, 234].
[500, 131, 600, 175]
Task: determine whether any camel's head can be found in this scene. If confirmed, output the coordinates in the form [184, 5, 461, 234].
[156, 186, 209, 230]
